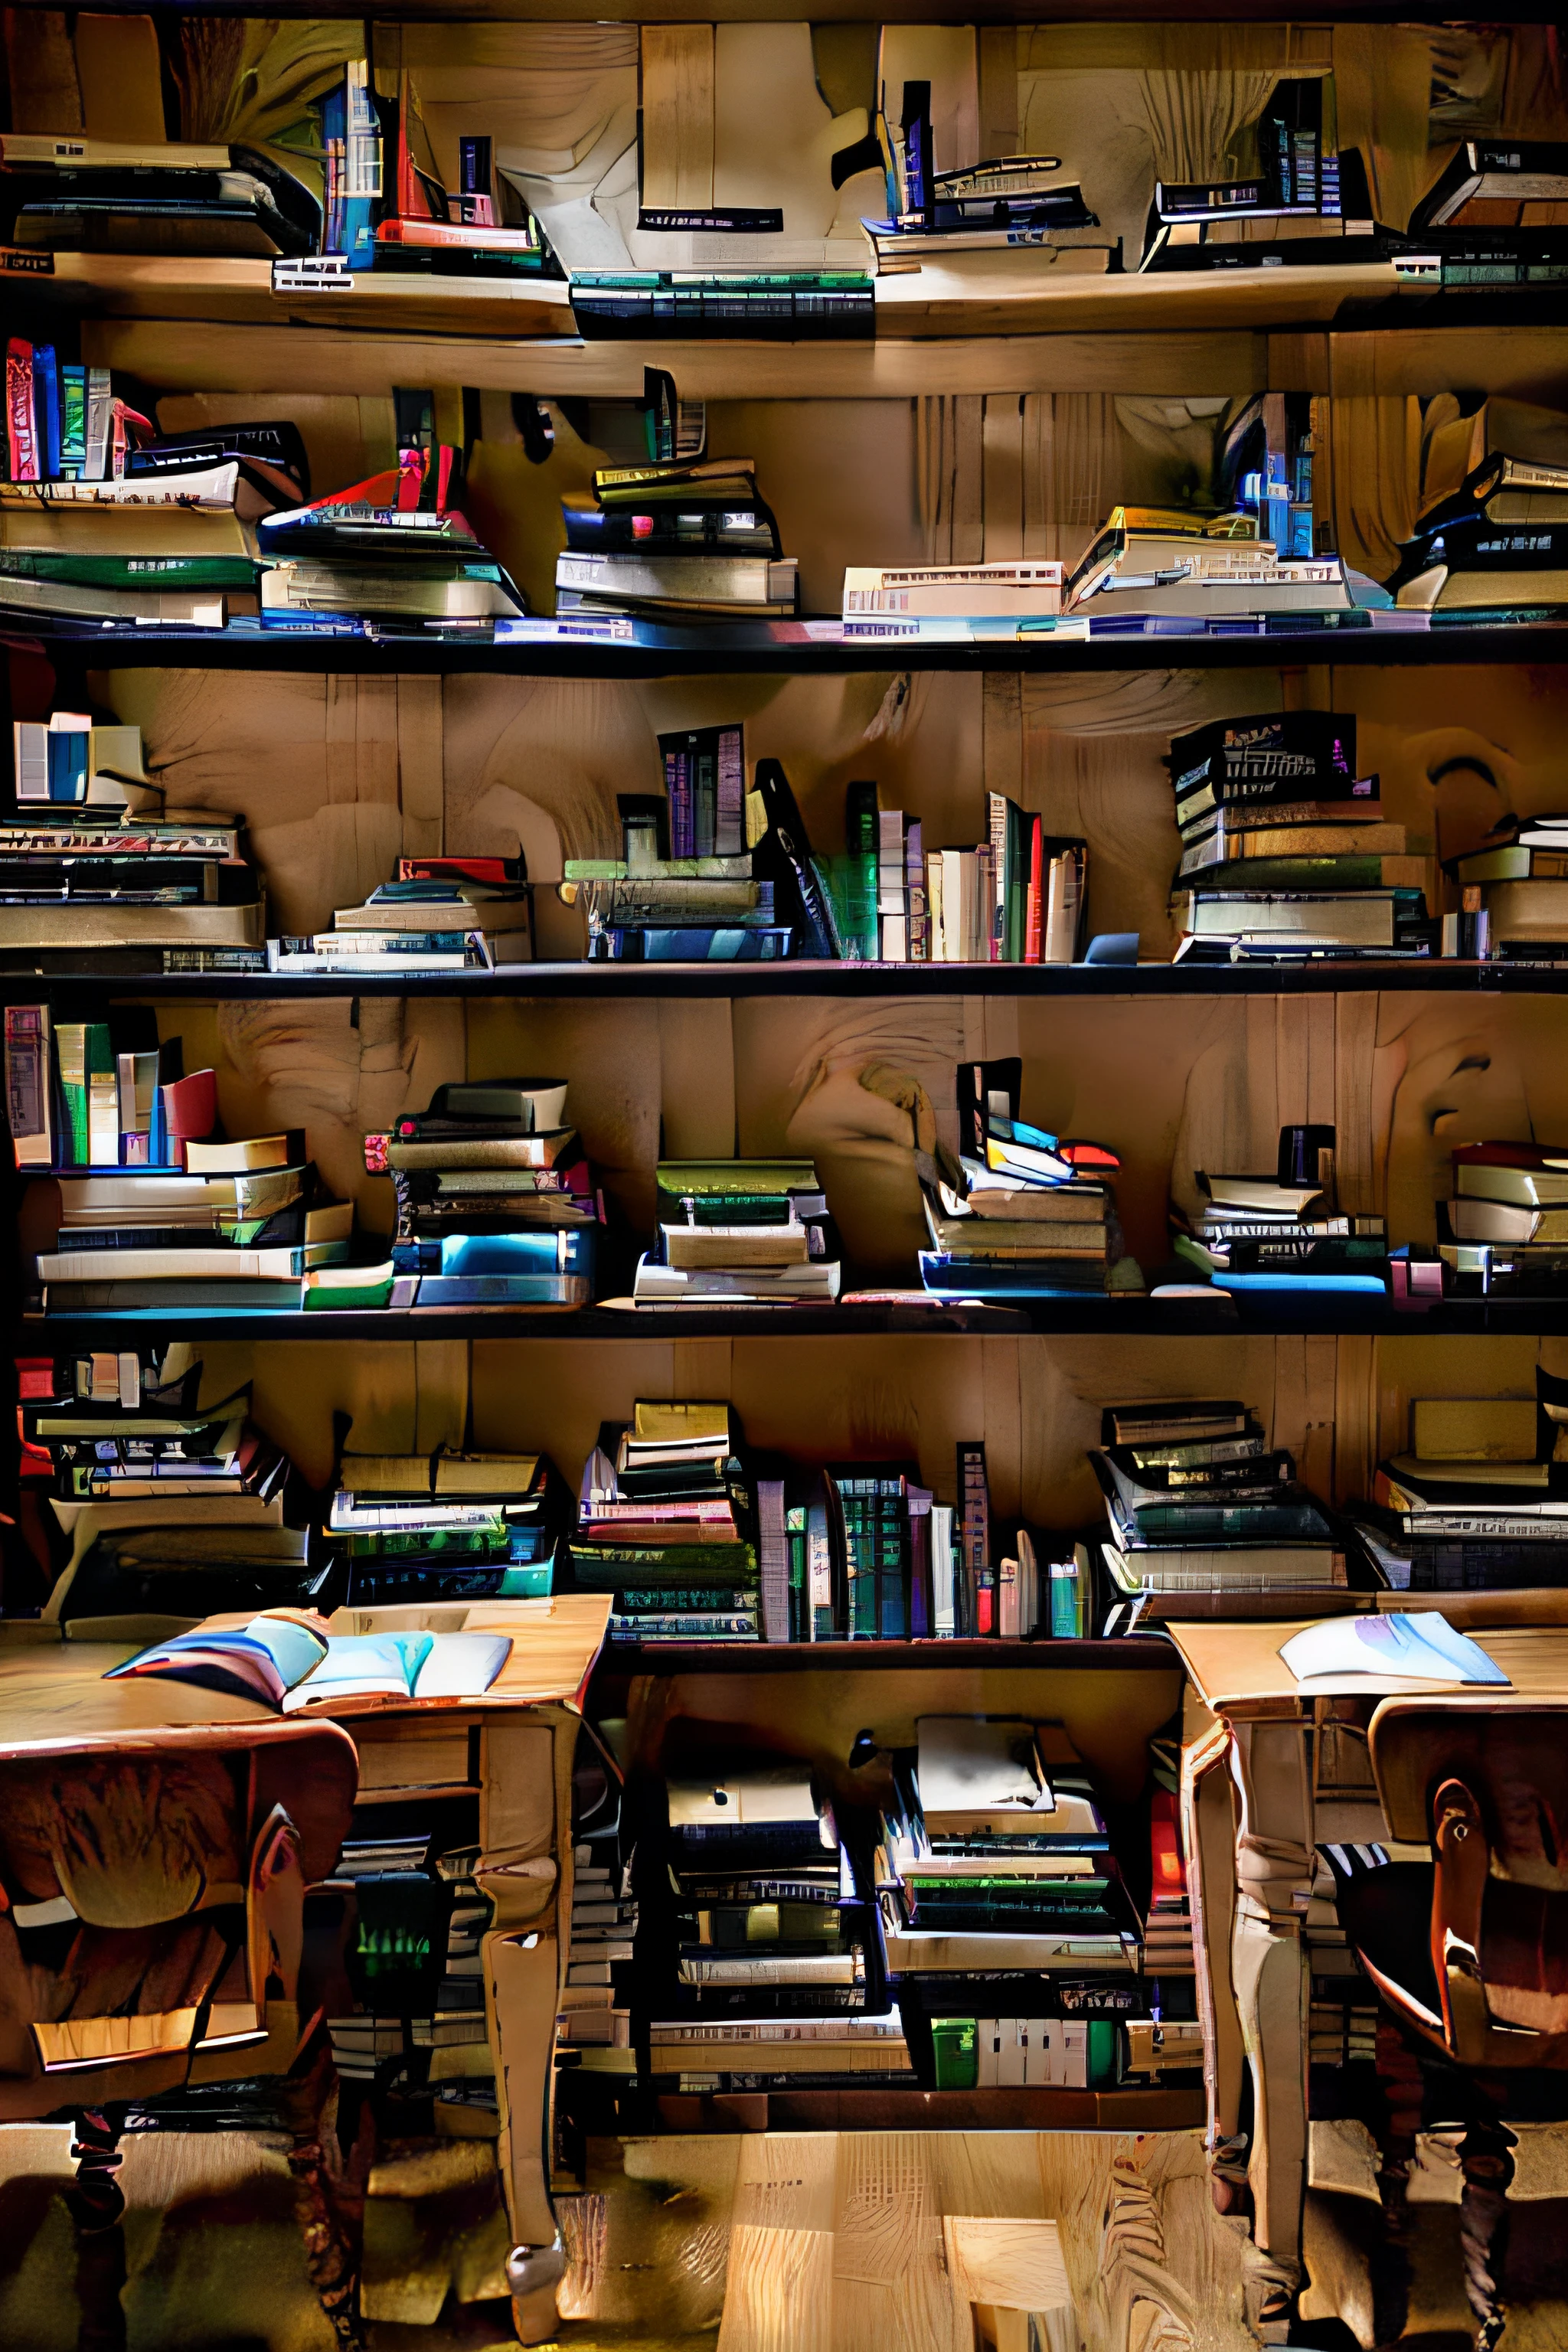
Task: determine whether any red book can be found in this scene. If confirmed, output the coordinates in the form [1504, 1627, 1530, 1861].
[399, 857, 526, 887]
[160, 1068, 219, 1168]
[15, 1359, 56, 1402]
[1452, 1142, 1568, 1168]
[6, 339, 38, 482]
[1024, 816, 1044, 964]
[1150, 1788, 1184, 1898]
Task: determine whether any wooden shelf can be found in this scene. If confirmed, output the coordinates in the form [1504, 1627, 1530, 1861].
[23, 1298, 1568, 1342]
[2, 959, 1566, 1004]
[30, 615, 1568, 677]
[645, 2085, 1206, 2132]
[65, 289, 1568, 405]
[593, 1635, 1178, 1675]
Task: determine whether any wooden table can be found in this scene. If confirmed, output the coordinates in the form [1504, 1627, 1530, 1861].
[0, 1594, 611, 2346]
[1165, 1608, 1568, 2333]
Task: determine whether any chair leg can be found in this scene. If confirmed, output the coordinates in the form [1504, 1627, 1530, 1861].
[279, 2030, 366, 2351]
[1456, 2117, 1514, 2352]
[67, 2109, 127, 2352]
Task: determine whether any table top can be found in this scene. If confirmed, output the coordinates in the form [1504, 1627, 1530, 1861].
[0, 1595, 612, 1753]
[1169, 1615, 1568, 1716]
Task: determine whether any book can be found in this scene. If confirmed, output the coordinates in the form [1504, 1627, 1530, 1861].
[185, 1132, 304, 1175]
[106, 1611, 511, 1707]
[1279, 1613, 1508, 1688]
[842, 564, 1063, 623]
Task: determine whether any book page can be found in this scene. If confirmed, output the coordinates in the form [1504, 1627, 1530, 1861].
[410, 1630, 513, 1699]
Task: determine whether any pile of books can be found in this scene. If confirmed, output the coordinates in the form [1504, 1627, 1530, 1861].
[1392, 401, 1568, 622]
[1436, 1140, 1568, 1299]
[862, 86, 1113, 282]
[569, 273, 872, 341]
[5, 717, 265, 969]
[270, 854, 533, 976]
[1406, 142, 1568, 292]
[327, 1446, 571, 1609]
[877, 1717, 1138, 2091]
[1168, 710, 1429, 962]
[556, 455, 797, 624]
[256, 448, 527, 635]
[564, 737, 792, 962]
[1062, 506, 1369, 632]
[0, 130, 318, 259]
[652, 1762, 873, 2034]
[28, 1098, 371, 1318]
[1089, 1396, 1349, 1626]
[1346, 1389, 1568, 1594]
[365, 1078, 596, 1308]
[326, 1827, 498, 2128]
[634, 1158, 839, 1308]
[559, 1838, 638, 2055]
[1443, 811, 1568, 959]
[1141, 77, 1383, 275]
[570, 1402, 758, 1644]
[16, 1348, 323, 1631]
[842, 561, 1067, 646]
[1143, 1775, 1196, 1978]
[1169, 1123, 1389, 1295]
[920, 1055, 1131, 1303]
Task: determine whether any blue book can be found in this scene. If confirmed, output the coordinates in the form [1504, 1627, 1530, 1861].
[47, 730, 88, 802]
[34, 346, 61, 479]
[1210, 1269, 1387, 1295]
[440, 1229, 596, 1279]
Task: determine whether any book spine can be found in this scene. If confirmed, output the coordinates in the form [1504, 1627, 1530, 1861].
[905, 818, 926, 959]
[60, 364, 86, 476]
[6, 340, 38, 483]
[906, 1497, 931, 1638]
[930, 1501, 956, 1635]
[34, 344, 60, 479]
[756, 1477, 790, 1645]
[343, 60, 383, 271]
[786, 1505, 808, 1642]
[4, 1003, 52, 1167]
[12, 722, 48, 802]
[986, 792, 1008, 961]
[85, 369, 112, 480]
[997, 1550, 1019, 1638]
[959, 1441, 991, 1635]
[715, 724, 745, 858]
[1024, 817, 1044, 963]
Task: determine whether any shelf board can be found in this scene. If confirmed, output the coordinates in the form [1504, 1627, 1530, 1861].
[31, 615, 1568, 678]
[2, 958, 1563, 1003]
[23, 1298, 1568, 1342]
[593, 1635, 1178, 1674]
[644, 2085, 1206, 2133]
[70, 292, 1568, 405]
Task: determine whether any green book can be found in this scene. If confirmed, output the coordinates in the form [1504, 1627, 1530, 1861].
[54, 1021, 113, 1166]
[60, 365, 87, 473]
[1189, 856, 1412, 893]
[843, 779, 879, 960]
[931, 2017, 978, 2090]
[0, 551, 259, 590]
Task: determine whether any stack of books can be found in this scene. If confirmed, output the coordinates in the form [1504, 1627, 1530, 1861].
[634, 1158, 839, 1308]
[256, 450, 527, 635]
[861, 90, 1114, 281]
[364, 1078, 596, 1308]
[17, 1349, 322, 1629]
[1168, 710, 1429, 961]
[1392, 402, 1568, 620]
[0, 132, 319, 258]
[1443, 812, 1568, 959]
[270, 854, 533, 977]
[1436, 1141, 1568, 1298]
[556, 456, 797, 624]
[843, 561, 1067, 645]
[428, 1846, 500, 2131]
[1089, 1397, 1349, 1623]
[31, 1114, 365, 1318]
[570, 1403, 758, 1644]
[1063, 507, 1368, 632]
[569, 273, 873, 340]
[559, 1838, 638, 2053]
[1345, 1390, 1567, 1592]
[877, 1718, 1136, 2087]
[564, 751, 791, 961]
[827, 784, 1086, 965]
[1143, 1777, 1196, 1978]
[327, 1448, 571, 1607]
[1406, 141, 1568, 292]
[4, 720, 265, 969]
[919, 1056, 1130, 1302]
[658, 1762, 872, 2016]
[327, 1828, 497, 2125]
[1170, 1125, 1388, 1295]
[1140, 78, 1392, 275]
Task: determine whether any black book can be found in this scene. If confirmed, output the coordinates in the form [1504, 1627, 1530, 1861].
[562, 498, 781, 558]
[0, 859, 258, 903]
[748, 760, 841, 959]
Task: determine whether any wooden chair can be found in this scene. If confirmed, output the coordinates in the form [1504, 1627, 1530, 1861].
[0, 1720, 360, 2341]
[1355, 1696, 1568, 2067]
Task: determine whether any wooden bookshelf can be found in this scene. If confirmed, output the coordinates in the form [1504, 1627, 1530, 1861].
[70, 305, 1568, 405]
[4, 959, 1562, 1001]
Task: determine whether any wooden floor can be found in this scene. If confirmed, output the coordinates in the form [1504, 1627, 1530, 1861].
[0, 2122, 1565, 2349]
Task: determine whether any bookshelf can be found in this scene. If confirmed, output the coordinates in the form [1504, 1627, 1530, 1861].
[7, 7, 1568, 2346]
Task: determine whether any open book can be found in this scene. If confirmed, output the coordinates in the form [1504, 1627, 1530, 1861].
[106, 1608, 511, 1709]
[1279, 1612, 1508, 1689]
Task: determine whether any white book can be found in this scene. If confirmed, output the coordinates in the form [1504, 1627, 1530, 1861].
[843, 562, 1063, 618]
[0, 466, 237, 511]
